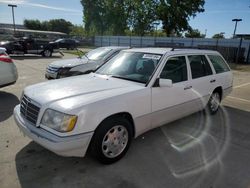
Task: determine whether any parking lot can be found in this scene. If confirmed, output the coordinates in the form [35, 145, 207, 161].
[1, 53, 250, 188]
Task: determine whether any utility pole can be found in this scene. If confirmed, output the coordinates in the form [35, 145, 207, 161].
[232, 18, 242, 38]
[8, 4, 17, 35]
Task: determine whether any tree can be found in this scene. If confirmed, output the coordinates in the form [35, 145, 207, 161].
[69, 25, 85, 36]
[212, 32, 225, 39]
[81, 0, 159, 36]
[24, 19, 73, 34]
[81, 0, 108, 35]
[47, 19, 73, 34]
[185, 29, 205, 38]
[24, 19, 42, 30]
[80, 0, 205, 36]
[81, 0, 128, 36]
[157, 0, 205, 36]
[127, 0, 158, 36]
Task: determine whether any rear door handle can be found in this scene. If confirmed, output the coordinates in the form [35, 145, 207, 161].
[210, 79, 216, 83]
[184, 86, 192, 90]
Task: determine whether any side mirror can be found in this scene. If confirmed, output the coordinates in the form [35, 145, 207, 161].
[159, 78, 173, 87]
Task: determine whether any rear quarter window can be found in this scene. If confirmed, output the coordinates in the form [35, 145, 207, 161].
[208, 55, 230, 74]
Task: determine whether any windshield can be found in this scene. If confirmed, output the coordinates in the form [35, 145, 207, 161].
[96, 51, 162, 84]
[85, 47, 112, 61]
[54, 39, 63, 42]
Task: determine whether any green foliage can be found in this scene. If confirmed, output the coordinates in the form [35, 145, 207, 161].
[185, 29, 205, 38]
[127, 0, 158, 36]
[25, 0, 206, 37]
[69, 25, 85, 36]
[81, 0, 128, 36]
[157, 0, 205, 36]
[81, 0, 205, 36]
[212, 32, 225, 39]
[47, 19, 73, 34]
[23, 19, 42, 30]
[81, 0, 158, 36]
[24, 19, 73, 34]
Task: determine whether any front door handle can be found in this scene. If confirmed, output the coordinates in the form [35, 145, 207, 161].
[184, 86, 192, 90]
[210, 79, 216, 83]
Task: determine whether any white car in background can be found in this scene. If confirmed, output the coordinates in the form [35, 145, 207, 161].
[14, 48, 233, 164]
[0, 47, 18, 88]
[45, 46, 128, 79]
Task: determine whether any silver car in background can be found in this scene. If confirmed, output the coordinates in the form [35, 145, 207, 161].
[0, 47, 18, 88]
[45, 46, 129, 79]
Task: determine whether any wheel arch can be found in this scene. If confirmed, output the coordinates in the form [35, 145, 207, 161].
[213, 86, 223, 100]
[95, 112, 136, 138]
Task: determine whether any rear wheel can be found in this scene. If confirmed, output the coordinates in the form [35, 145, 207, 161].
[207, 92, 221, 114]
[90, 117, 132, 164]
[42, 49, 52, 57]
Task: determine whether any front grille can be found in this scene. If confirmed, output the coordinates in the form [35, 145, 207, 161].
[20, 95, 40, 125]
[46, 65, 59, 73]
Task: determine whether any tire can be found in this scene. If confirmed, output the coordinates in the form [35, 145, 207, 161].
[42, 49, 52, 57]
[207, 92, 221, 115]
[90, 117, 132, 164]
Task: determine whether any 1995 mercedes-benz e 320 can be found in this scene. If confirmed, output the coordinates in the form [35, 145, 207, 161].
[14, 48, 233, 164]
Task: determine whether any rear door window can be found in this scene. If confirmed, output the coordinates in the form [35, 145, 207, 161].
[208, 55, 230, 73]
[188, 55, 213, 79]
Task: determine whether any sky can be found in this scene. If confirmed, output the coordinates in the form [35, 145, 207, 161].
[0, 0, 250, 38]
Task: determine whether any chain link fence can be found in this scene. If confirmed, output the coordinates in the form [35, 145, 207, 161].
[95, 36, 250, 64]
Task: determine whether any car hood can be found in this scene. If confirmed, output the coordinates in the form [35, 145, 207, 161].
[49, 57, 88, 68]
[24, 73, 143, 106]
[0, 41, 11, 46]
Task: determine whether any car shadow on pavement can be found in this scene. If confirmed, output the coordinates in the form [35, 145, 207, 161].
[0, 91, 19, 122]
[15, 107, 250, 188]
[10, 55, 63, 60]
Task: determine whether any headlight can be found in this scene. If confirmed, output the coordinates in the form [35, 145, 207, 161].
[41, 109, 77, 132]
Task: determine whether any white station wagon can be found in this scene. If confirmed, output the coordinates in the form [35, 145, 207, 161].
[14, 48, 233, 164]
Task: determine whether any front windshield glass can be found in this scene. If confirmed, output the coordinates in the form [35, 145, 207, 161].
[55, 39, 63, 42]
[85, 47, 112, 60]
[96, 51, 162, 84]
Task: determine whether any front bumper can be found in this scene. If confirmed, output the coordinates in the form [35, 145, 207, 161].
[45, 71, 58, 79]
[13, 105, 93, 157]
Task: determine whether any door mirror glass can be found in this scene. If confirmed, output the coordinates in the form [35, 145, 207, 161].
[159, 79, 173, 87]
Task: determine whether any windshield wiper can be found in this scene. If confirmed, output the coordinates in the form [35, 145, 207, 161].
[83, 54, 89, 60]
[111, 75, 145, 84]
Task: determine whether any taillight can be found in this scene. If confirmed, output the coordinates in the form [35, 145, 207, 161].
[0, 54, 13, 63]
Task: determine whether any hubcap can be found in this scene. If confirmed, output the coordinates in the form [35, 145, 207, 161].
[44, 50, 51, 57]
[210, 93, 220, 112]
[102, 125, 128, 158]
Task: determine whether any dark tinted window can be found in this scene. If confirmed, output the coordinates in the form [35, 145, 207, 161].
[208, 55, 230, 73]
[188, 55, 213, 79]
[160, 56, 187, 83]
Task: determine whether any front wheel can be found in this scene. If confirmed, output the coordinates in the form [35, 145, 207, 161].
[90, 117, 132, 164]
[207, 92, 221, 114]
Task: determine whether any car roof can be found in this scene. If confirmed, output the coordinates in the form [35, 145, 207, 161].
[124, 48, 172, 54]
[0, 47, 6, 53]
[123, 47, 219, 55]
[101, 46, 130, 50]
